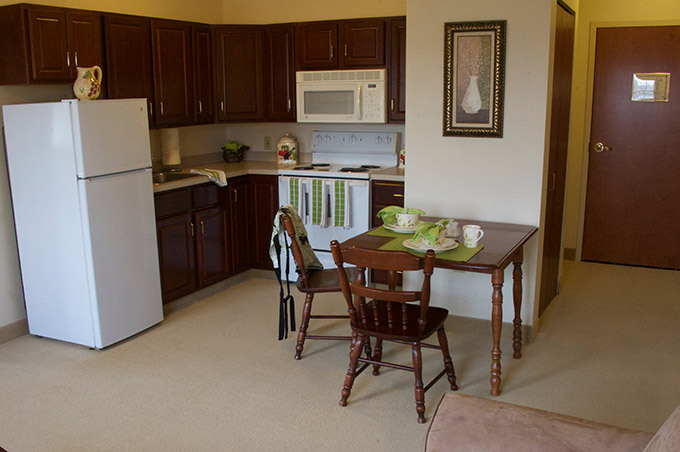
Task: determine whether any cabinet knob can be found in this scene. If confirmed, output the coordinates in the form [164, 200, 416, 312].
[74, 51, 78, 67]
[287, 98, 292, 112]
[66, 51, 70, 68]
[391, 98, 395, 111]
[344, 44, 348, 57]
[191, 222, 195, 237]
[160, 101, 164, 116]
[198, 100, 203, 114]
[149, 102, 153, 116]
[201, 220, 205, 235]
[330, 45, 334, 59]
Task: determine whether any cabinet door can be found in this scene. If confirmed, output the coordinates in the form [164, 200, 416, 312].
[26, 7, 69, 81]
[194, 206, 230, 287]
[249, 175, 279, 269]
[371, 180, 404, 286]
[265, 24, 295, 121]
[214, 26, 265, 121]
[156, 212, 196, 303]
[65, 11, 103, 80]
[389, 18, 406, 122]
[192, 25, 214, 124]
[151, 20, 193, 127]
[103, 15, 155, 124]
[295, 22, 337, 70]
[339, 19, 385, 68]
[228, 176, 251, 274]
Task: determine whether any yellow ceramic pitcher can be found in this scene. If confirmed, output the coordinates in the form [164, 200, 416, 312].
[72, 66, 102, 101]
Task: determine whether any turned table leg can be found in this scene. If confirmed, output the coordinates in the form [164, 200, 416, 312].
[490, 268, 504, 396]
[512, 248, 524, 359]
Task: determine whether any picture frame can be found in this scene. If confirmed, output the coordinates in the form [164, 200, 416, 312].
[443, 20, 506, 137]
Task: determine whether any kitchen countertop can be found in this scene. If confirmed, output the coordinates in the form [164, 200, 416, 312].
[152, 160, 404, 193]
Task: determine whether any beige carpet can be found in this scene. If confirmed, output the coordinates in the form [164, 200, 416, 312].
[1, 261, 679, 451]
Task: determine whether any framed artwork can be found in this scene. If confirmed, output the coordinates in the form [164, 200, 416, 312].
[443, 20, 506, 137]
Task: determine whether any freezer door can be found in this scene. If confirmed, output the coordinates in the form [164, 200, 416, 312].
[70, 99, 152, 178]
[79, 169, 163, 348]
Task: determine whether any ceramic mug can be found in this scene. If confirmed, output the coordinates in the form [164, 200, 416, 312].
[446, 220, 460, 238]
[463, 224, 484, 248]
[396, 213, 419, 228]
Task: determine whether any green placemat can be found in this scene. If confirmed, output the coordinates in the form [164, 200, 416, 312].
[368, 227, 483, 262]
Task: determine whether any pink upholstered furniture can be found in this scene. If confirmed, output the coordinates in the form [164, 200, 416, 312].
[423, 393, 679, 451]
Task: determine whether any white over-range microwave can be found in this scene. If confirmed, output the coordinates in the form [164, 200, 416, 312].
[295, 69, 387, 123]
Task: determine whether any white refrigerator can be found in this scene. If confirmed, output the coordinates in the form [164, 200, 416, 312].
[3, 99, 163, 349]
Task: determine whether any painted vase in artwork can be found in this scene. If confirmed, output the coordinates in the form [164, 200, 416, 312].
[461, 75, 482, 114]
[73, 66, 102, 101]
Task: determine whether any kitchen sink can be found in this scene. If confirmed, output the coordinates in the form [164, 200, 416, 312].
[152, 172, 198, 184]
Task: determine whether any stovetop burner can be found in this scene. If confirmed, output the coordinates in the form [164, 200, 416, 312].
[339, 167, 370, 173]
[293, 165, 314, 170]
[311, 163, 330, 167]
[360, 164, 380, 169]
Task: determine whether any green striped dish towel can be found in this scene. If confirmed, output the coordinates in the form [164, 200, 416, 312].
[310, 179, 328, 226]
[189, 169, 228, 186]
[332, 179, 350, 228]
[287, 177, 306, 222]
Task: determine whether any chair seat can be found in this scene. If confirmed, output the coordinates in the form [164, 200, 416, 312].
[351, 300, 449, 342]
[298, 267, 356, 293]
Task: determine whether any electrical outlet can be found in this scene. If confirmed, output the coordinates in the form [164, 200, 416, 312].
[264, 136, 272, 150]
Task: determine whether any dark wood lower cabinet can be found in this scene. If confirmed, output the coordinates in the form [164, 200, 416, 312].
[249, 175, 279, 270]
[194, 206, 229, 287]
[154, 175, 279, 302]
[228, 176, 250, 275]
[156, 212, 196, 302]
[371, 180, 404, 286]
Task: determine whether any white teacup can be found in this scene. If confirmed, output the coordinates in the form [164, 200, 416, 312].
[446, 220, 460, 238]
[463, 224, 484, 248]
[396, 213, 420, 228]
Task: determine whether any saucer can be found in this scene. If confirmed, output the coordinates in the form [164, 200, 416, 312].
[384, 220, 422, 233]
[402, 238, 458, 252]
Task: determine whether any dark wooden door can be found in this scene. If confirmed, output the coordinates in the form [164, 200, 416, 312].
[192, 24, 214, 124]
[103, 15, 154, 123]
[295, 22, 337, 70]
[538, 2, 574, 316]
[582, 26, 680, 269]
[26, 7, 69, 81]
[389, 17, 406, 122]
[265, 24, 296, 121]
[151, 20, 193, 127]
[371, 180, 404, 285]
[157, 213, 196, 303]
[65, 11, 103, 80]
[228, 176, 250, 274]
[339, 19, 385, 67]
[214, 25, 265, 121]
[249, 175, 279, 269]
[194, 206, 229, 287]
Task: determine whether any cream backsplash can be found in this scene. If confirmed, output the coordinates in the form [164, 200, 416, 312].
[151, 122, 405, 170]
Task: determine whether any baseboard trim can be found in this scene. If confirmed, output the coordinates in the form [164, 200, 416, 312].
[0, 319, 29, 345]
[563, 248, 576, 260]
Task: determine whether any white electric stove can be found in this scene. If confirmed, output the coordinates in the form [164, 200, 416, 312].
[278, 130, 399, 281]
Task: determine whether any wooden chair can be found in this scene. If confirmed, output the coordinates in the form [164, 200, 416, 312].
[330, 240, 458, 424]
[281, 214, 361, 360]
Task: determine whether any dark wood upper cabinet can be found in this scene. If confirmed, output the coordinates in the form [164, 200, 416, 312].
[214, 25, 265, 122]
[151, 19, 193, 127]
[295, 21, 338, 70]
[296, 18, 385, 70]
[192, 24, 215, 124]
[389, 17, 406, 123]
[103, 15, 155, 123]
[0, 4, 103, 84]
[265, 24, 296, 122]
[340, 19, 385, 67]
[27, 6, 70, 81]
[66, 11, 103, 80]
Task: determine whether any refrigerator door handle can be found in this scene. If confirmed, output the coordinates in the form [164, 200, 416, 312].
[79, 167, 151, 182]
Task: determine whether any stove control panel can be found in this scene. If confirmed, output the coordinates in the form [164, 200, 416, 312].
[311, 131, 399, 154]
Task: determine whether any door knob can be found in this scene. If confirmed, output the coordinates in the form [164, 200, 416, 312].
[593, 142, 612, 153]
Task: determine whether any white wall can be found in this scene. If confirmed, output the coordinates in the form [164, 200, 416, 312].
[405, 0, 553, 327]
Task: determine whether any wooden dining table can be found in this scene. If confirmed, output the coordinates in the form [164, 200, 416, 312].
[339, 217, 538, 396]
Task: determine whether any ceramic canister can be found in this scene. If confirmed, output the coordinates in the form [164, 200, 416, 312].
[277, 133, 298, 164]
